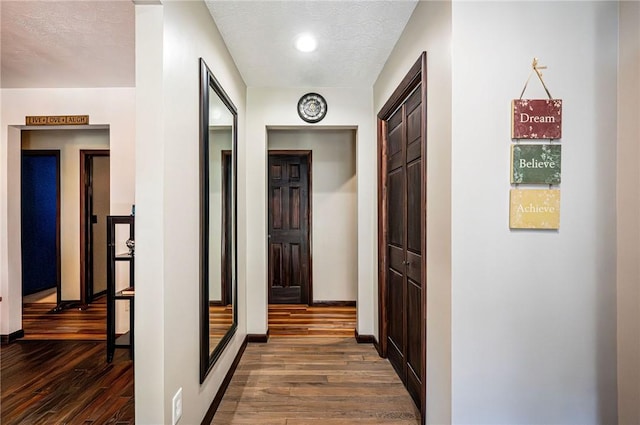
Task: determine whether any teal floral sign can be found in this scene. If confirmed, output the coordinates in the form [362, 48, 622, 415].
[511, 144, 561, 185]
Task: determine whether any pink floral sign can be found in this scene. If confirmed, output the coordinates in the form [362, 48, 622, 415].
[512, 99, 562, 139]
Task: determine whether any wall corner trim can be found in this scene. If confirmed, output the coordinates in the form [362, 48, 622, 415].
[355, 330, 377, 345]
[311, 301, 356, 307]
[247, 330, 270, 343]
[1, 329, 25, 345]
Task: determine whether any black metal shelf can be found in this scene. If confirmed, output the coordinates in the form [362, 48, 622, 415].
[106, 215, 134, 363]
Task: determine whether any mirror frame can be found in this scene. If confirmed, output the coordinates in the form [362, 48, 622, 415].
[199, 57, 238, 383]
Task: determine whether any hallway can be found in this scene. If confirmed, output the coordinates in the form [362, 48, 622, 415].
[1, 1, 637, 423]
[211, 337, 420, 425]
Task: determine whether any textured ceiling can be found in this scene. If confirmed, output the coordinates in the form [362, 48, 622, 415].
[1, 0, 135, 88]
[205, 0, 418, 87]
[0, 0, 417, 89]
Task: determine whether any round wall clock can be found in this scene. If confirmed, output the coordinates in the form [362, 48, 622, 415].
[297, 93, 327, 123]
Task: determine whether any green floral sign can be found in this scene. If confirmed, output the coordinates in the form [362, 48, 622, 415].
[511, 144, 561, 185]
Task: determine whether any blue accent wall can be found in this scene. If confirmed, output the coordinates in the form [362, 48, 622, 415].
[21, 154, 58, 296]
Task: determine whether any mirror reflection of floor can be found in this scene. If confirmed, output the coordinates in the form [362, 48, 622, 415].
[209, 304, 233, 349]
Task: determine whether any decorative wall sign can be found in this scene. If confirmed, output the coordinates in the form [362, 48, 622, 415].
[511, 144, 561, 184]
[26, 115, 89, 126]
[510, 189, 560, 229]
[512, 99, 562, 139]
[509, 59, 562, 230]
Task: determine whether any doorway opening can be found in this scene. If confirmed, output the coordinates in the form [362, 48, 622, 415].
[7, 124, 133, 423]
[20, 128, 110, 339]
[21, 150, 61, 305]
[220, 150, 233, 306]
[266, 129, 358, 337]
[377, 53, 427, 420]
[80, 150, 111, 305]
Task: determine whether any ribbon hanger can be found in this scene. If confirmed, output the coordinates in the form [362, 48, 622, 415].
[519, 58, 554, 100]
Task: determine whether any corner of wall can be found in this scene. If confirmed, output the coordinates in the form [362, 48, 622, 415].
[617, 2, 640, 423]
[134, 3, 166, 424]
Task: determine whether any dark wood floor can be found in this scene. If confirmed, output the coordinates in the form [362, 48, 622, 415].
[21, 301, 353, 341]
[22, 298, 107, 340]
[3, 304, 364, 424]
[268, 304, 356, 337]
[211, 337, 420, 424]
[1, 340, 134, 424]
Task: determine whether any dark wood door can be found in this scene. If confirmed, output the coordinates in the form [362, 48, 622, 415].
[81, 150, 110, 305]
[268, 153, 311, 304]
[221, 151, 233, 306]
[385, 85, 424, 408]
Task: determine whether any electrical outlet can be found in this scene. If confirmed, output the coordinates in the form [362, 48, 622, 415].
[172, 387, 183, 425]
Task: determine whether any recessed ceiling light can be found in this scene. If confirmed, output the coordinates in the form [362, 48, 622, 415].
[295, 34, 317, 53]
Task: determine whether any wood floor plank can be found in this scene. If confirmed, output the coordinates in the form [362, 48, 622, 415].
[6, 306, 401, 424]
[287, 420, 420, 425]
[210, 337, 419, 425]
[0, 340, 134, 424]
[21, 298, 107, 341]
[268, 305, 356, 338]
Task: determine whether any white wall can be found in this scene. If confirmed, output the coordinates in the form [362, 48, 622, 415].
[246, 87, 376, 336]
[268, 129, 357, 302]
[134, 4, 164, 423]
[22, 129, 109, 301]
[0, 88, 135, 337]
[373, 1, 452, 423]
[135, 2, 247, 424]
[451, 2, 618, 423]
[617, 1, 640, 423]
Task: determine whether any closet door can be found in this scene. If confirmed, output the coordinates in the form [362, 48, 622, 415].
[268, 153, 311, 304]
[385, 85, 424, 407]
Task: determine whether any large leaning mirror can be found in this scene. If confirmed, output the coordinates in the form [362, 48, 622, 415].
[200, 58, 238, 383]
